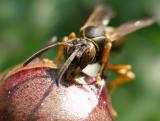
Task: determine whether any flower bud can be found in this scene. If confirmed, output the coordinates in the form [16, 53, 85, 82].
[0, 59, 114, 121]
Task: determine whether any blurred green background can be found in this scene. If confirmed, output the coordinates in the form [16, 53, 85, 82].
[0, 0, 159, 121]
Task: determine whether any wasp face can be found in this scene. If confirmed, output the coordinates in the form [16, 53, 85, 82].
[80, 26, 107, 61]
[66, 39, 96, 62]
[63, 39, 97, 80]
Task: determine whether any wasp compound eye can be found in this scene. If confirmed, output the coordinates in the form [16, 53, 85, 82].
[82, 26, 106, 38]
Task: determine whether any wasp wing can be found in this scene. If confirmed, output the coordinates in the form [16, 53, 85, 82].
[81, 5, 114, 29]
[109, 18, 155, 41]
[45, 36, 58, 46]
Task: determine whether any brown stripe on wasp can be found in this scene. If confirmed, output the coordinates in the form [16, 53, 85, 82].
[23, 5, 155, 89]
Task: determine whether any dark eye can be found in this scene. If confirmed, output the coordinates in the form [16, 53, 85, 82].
[83, 26, 105, 38]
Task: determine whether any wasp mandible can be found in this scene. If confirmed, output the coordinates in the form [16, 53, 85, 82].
[23, 5, 155, 88]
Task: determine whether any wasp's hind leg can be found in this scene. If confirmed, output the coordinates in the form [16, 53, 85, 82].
[55, 32, 77, 64]
[106, 64, 135, 90]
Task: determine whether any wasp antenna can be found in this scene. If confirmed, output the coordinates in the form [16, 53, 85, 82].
[23, 42, 72, 66]
[56, 48, 80, 86]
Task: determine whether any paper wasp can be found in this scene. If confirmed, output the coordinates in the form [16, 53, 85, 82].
[23, 5, 155, 87]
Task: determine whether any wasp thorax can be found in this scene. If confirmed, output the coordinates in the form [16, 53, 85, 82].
[81, 26, 106, 38]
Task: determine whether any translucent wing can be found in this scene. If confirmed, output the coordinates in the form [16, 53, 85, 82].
[81, 5, 114, 29]
[45, 36, 58, 46]
[109, 18, 155, 41]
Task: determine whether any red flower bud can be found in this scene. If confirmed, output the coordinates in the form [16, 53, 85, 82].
[0, 59, 114, 121]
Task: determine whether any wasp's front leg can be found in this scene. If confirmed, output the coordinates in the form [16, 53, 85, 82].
[106, 64, 135, 90]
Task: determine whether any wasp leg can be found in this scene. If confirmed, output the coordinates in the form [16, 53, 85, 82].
[55, 32, 77, 64]
[96, 42, 112, 86]
[68, 32, 77, 40]
[106, 64, 135, 90]
[54, 37, 67, 63]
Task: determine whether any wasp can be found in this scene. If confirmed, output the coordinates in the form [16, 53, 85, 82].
[23, 5, 155, 88]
